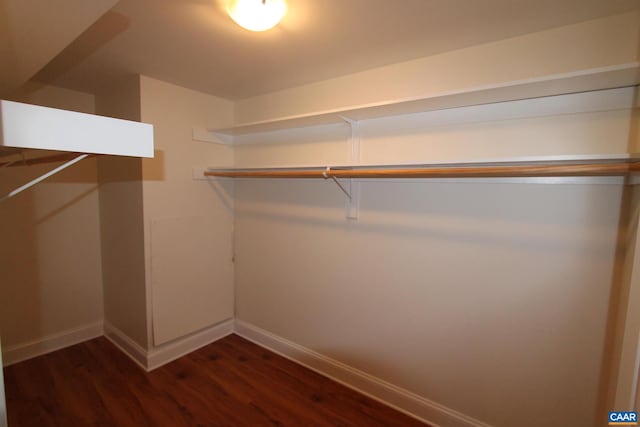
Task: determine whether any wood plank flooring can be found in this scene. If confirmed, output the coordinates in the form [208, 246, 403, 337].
[4, 334, 428, 426]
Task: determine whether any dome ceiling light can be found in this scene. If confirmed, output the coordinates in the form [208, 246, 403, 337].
[227, 0, 287, 32]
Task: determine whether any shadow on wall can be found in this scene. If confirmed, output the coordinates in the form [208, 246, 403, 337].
[596, 185, 633, 424]
[207, 178, 234, 213]
[0, 0, 16, 97]
[0, 165, 44, 351]
[598, 86, 640, 421]
[233, 178, 620, 256]
[0, 156, 99, 354]
[142, 149, 165, 181]
[30, 10, 131, 91]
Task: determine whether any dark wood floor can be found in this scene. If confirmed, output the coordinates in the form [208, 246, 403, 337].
[4, 334, 427, 426]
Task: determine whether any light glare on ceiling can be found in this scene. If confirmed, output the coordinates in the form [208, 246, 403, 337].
[227, 0, 287, 32]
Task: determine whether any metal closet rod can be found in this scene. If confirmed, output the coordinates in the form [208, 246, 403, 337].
[205, 162, 640, 179]
[0, 152, 95, 168]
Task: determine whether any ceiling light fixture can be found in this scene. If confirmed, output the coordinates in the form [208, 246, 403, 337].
[227, 0, 287, 32]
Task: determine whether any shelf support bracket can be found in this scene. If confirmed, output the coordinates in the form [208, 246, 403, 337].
[192, 128, 232, 145]
[0, 153, 89, 202]
[330, 176, 351, 200]
[323, 167, 359, 219]
[338, 115, 360, 219]
[338, 115, 360, 163]
[323, 166, 351, 198]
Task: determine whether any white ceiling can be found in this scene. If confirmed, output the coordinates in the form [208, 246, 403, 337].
[24, 0, 640, 100]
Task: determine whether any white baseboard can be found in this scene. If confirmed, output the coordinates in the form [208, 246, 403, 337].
[105, 319, 234, 371]
[1, 318, 489, 426]
[0, 340, 5, 427]
[104, 322, 149, 371]
[147, 319, 234, 371]
[234, 320, 491, 427]
[2, 322, 104, 366]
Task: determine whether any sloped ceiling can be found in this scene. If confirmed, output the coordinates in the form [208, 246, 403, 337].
[8, 0, 640, 100]
[0, 0, 118, 97]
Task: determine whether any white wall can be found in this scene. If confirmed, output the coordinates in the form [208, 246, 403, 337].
[0, 84, 103, 364]
[139, 76, 235, 348]
[232, 87, 635, 426]
[235, 180, 621, 427]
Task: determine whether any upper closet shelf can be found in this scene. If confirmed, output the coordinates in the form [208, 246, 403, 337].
[209, 63, 640, 136]
[0, 100, 154, 158]
[0, 100, 154, 202]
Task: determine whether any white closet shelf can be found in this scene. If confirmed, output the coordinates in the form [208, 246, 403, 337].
[0, 100, 154, 201]
[209, 62, 640, 136]
[205, 154, 640, 179]
[0, 100, 154, 158]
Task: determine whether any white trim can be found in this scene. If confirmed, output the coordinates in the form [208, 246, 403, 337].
[0, 339, 6, 427]
[103, 322, 149, 371]
[147, 319, 234, 371]
[234, 320, 492, 427]
[1, 319, 234, 372]
[105, 319, 234, 371]
[2, 322, 103, 366]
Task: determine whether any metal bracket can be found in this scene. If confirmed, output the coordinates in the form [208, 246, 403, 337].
[0, 153, 89, 202]
[323, 167, 350, 198]
[192, 166, 209, 180]
[344, 178, 359, 219]
[192, 128, 232, 145]
[338, 115, 360, 163]
[323, 166, 359, 219]
[331, 175, 351, 199]
[337, 116, 361, 219]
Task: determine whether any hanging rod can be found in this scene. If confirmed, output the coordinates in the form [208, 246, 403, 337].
[205, 161, 640, 179]
[0, 152, 94, 168]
